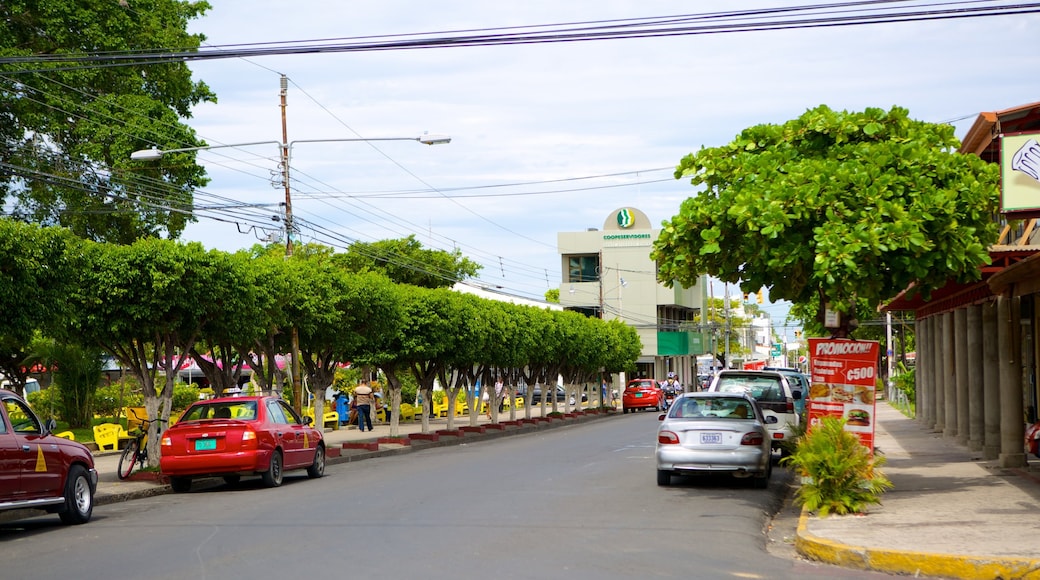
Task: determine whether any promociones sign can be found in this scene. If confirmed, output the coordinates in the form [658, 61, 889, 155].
[807, 338, 879, 451]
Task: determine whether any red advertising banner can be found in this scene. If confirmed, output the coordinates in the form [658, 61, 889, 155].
[807, 338, 879, 451]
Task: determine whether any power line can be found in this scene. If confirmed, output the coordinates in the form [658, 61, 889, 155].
[2, 1, 1036, 70]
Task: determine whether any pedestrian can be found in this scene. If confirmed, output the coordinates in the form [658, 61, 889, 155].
[354, 381, 376, 432]
[495, 377, 505, 414]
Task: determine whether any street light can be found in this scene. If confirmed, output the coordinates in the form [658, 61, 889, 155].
[131, 132, 450, 410]
[129, 134, 451, 161]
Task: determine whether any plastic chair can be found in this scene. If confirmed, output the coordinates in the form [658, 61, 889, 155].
[93, 423, 129, 451]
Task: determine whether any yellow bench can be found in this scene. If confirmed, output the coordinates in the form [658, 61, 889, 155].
[303, 408, 339, 428]
[92, 423, 130, 451]
[55, 431, 75, 440]
[398, 403, 417, 422]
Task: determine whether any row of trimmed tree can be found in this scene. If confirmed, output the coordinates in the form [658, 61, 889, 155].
[0, 220, 641, 465]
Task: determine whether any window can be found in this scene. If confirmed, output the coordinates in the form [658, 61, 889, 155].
[266, 401, 288, 425]
[566, 255, 600, 283]
[2, 397, 40, 434]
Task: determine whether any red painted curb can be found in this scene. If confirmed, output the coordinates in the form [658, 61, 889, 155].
[342, 442, 379, 451]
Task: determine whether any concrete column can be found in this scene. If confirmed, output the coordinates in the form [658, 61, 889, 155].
[917, 317, 931, 427]
[954, 308, 969, 445]
[997, 295, 1026, 468]
[982, 300, 1001, 460]
[967, 304, 984, 451]
[943, 311, 958, 438]
[933, 312, 946, 433]
[924, 316, 936, 428]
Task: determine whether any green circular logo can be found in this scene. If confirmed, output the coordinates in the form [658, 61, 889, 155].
[616, 208, 634, 229]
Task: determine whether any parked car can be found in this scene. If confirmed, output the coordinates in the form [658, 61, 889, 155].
[0, 389, 97, 524]
[706, 370, 800, 452]
[655, 392, 775, 487]
[515, 385, 587, 404]
[160, 396, 325, 493]
[622, 378, 663, 413]
[765, 367, 809, 416]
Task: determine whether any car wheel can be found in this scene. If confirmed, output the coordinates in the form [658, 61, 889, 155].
[657, 470, 672, 486]
[58, 465, 94, 525]
[262, 450, 284, 487]
[307, 443, 326, 479]
[753, 462, 772, 489]
[170, 476, 192, 493]
[223, 475, 241, 486]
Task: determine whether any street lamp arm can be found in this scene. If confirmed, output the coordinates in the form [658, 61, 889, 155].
[130, 140, 282, 161]
[130, 134, 450, 161]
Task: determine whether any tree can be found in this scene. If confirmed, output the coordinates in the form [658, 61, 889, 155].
[335, 235, 481, 288]
[0, 220, 82, 394]
[653, 105, 999, 337]
[26, 336, 104, 428]
[70, 238, 237, 466]
[544, 288, 560, 303]
[0, 1, 215, 243]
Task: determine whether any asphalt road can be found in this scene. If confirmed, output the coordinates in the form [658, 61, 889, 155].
[1, 411, 898, 579]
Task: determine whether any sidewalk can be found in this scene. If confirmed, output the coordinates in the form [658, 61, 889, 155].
[91, 404, 602, 504]
[795, 402, 1040, 579]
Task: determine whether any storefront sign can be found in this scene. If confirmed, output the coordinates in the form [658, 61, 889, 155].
[807, 338, 879, 451]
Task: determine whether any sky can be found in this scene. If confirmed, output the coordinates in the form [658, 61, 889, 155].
[169, 1, 1040, 326]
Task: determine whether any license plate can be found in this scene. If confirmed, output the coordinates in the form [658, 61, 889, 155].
[635, 393, 643, 398]
[195, 438, 216, 451]
[700, 433, 722, 444]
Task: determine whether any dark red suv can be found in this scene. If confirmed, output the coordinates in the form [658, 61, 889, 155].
[0, 389, 97, 524]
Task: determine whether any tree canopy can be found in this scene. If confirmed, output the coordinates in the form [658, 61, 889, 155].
[653, 105, 1000, 335]
[0, 1, 215, 243]
[335, 235, 482, 288]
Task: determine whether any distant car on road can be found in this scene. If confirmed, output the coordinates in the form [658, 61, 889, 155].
[515, 385, 587, 404]
[160, 396, 325, 493]
[656, 392, 775, 487]
[622, 378, 663, 413]
[0, 389, 97, 525]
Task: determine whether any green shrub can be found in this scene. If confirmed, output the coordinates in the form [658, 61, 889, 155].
[892, 363, 916, 404]
[27, 386, 61, 419]
[781, 417, 893, 516]
[93, 378, 142, 417]
[172, 383, 200, 411]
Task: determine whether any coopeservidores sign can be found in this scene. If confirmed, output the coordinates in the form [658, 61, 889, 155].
[807, 338, 879, 451]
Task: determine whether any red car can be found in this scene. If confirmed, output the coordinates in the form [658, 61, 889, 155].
[622, 379, 664, 413]
[0, 389, 97, 524]
[160, 396, 325, 493]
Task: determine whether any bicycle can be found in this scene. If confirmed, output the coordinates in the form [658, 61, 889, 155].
[117, 409, 162, 480]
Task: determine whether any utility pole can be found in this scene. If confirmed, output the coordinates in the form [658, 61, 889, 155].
[280, 74, 304, 414]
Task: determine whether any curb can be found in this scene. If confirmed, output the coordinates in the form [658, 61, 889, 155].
[795, 508, 1040, 580]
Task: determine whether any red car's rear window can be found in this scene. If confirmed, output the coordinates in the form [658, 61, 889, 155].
[627, 381, 656, 390]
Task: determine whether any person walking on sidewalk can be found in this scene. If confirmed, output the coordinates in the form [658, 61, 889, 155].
[354, 381, 376, 432]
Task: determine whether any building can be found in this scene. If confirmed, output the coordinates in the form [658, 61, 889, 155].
[884, 101, 1040, 468]
[557, 207, 704, 384]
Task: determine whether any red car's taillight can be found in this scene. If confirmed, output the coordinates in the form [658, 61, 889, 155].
[658, 431, 679, 445]
[741, 432, 764, 446]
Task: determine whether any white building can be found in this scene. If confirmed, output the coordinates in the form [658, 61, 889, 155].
[557, 207, 705, 385]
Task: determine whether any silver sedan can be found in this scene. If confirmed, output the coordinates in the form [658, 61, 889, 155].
[655, 393, 776, 488]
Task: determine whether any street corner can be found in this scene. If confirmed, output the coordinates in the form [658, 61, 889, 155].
[794, 509, 1040, 580]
